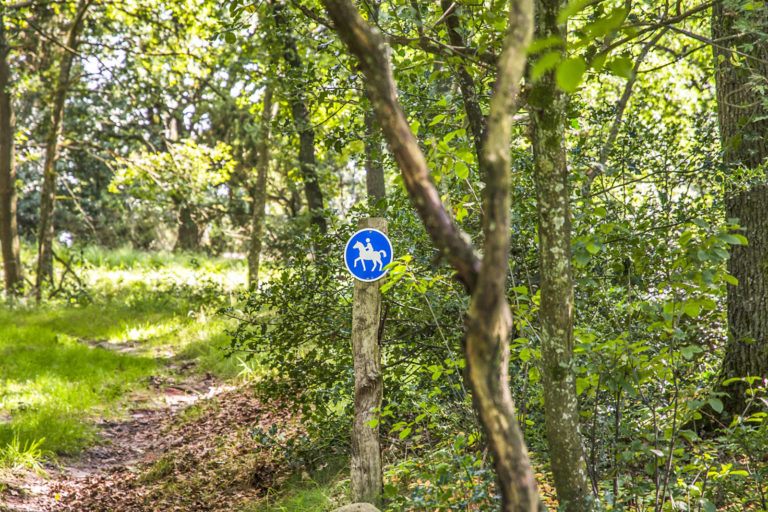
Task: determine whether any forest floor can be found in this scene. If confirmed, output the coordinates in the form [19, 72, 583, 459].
[3, 362, 305, 512]
[0, 250, 347, 512]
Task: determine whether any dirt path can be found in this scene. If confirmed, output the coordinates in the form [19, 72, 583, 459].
[2, 371, 297, 512]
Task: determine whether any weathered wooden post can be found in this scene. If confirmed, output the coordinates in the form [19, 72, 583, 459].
[344, 217, 391, 505]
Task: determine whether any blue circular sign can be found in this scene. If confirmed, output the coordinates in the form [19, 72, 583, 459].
[344, 228, 393, 282]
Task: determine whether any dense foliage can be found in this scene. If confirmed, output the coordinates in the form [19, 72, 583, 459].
[1, 0, 767, 510]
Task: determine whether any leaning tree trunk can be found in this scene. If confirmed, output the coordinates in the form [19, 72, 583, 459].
[321, 1, 542, 510]
[712, 2, 768, 417]
[528, 0, 592, 509]
[0, 13, 23, 295]
[35, 0, 90, 300]
[271, 1, 327, 234]
[248, 85, 276, 287]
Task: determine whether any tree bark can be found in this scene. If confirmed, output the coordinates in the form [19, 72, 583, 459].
[0, 12, 24, 295]
[271, 1, 327, 233]
[35, 0, 90, 300]
[321, 1, 541, 510]
[712, 2, 768, 417]
[363, 109, 385, 207]
[249, 85, 276, 287]
[350, 217, 385, 505]
[529, 0, 591, 507]
[174, 203, 199, 251]
[440, 0, 486, 158]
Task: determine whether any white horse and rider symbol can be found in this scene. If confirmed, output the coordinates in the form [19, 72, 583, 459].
[344, 228, 393, 282]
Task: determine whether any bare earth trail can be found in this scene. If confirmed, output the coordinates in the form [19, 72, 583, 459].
[2, 361, 298, 512]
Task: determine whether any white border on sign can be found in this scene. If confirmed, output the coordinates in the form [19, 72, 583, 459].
[344, 228, 393, 282]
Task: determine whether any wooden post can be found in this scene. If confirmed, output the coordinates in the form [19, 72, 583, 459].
[350, 217, 385, 505]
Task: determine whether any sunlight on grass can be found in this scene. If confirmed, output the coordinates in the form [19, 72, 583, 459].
[0, 248, 248, 467]
[0, 433, 48, 476]
[248, 459, 349, 512]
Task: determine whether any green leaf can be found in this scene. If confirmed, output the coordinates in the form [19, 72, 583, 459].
[607, 57, 634, 78]
[717, 233, 748, 245]
[429, 114, 446, 126]
[574, 249, 591, 267]
[680, 345, 698, 359]
[531, 51, 562, 81]
[558, 0, 594, 23]
[224, 32, 236, 44]
[586, 241, 600, 254]
[555, 57, 586, 93]
[527, 35, 565, 54]
[399, 427, 412, 440]
[709, 398, 724, 414]
[455, 161, 469, 180]
[683, 302, 701, 318]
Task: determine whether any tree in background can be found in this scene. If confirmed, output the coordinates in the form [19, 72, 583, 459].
[0, 9, 23, 295]
[270, 0, 327, 234]
[248, 85, 277, 286]
[35, 0, 91, 300]
[109, 139, 235, 250]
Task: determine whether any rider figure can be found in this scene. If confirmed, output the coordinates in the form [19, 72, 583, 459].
[365, 238, 373, 254]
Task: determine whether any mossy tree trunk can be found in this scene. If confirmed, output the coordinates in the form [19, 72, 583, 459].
[528, 0, 592, 509]
[712, 1, 768, 417]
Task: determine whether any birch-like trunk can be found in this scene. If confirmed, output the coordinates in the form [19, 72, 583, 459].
[248, 86, 276, 287]
[528, 1, 591, 508]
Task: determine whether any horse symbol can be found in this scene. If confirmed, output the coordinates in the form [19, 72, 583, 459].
[353, 238, 387, 272]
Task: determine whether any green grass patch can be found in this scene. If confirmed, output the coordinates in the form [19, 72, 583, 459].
[0, 433, 48, 475]
[0, 247, 248, 467]
[247, 457, 349, 512]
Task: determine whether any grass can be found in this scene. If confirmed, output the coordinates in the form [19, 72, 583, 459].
[248, 457, 349, 512]
[0, 433, 48, 475]
[0, 246, 248, 466]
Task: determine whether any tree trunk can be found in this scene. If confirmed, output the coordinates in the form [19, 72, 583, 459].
[320, 1, 541, 510]
[528, 0, 592, 509]
[0, 13, 24, 295]
[712, 3, 768, 417]
[350, 217, 385, 505]
[271, 1, 327, 233]
[440, 0, 486, 158]
[249, 85, 276, 287]
[175, 203, 199, 251]
[35, 0, 90, 300]
[363, 109, 385, 207]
